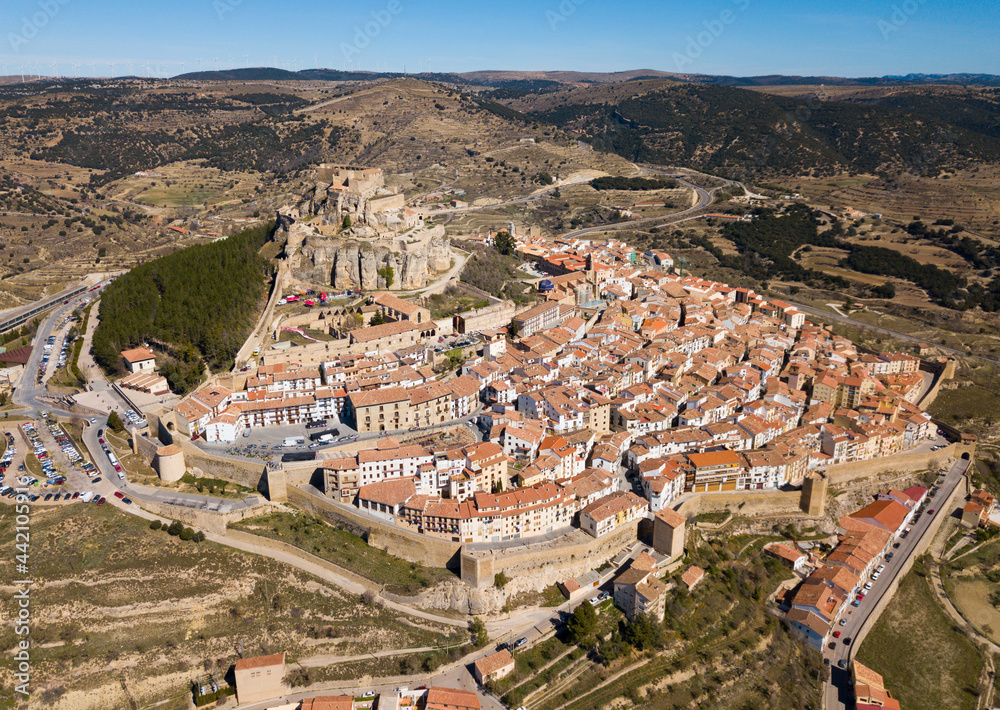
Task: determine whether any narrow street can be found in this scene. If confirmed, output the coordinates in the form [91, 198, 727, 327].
[823, 458, 970, 710]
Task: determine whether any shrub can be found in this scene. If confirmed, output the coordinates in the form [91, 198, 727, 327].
[180, 527, 195, 541]
[167, 521, 184, 536]
[149, 520, 162, 530]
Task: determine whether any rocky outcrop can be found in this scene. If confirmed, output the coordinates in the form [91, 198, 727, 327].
[401, 581, 508, 615]
[277, 215, 450, 291]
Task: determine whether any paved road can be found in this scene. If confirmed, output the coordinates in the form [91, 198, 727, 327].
[822, 458, 969, 710]
[412, 245, 471, 297]
[557, 177, 718, 241]
[78, 422, 253, 512]
[13, 298, 89, 415]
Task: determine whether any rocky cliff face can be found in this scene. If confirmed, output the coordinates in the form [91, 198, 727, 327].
[277, 215, 450, 291]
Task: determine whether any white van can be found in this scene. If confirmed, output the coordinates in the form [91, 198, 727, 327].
[80, 491, 94, 502]
[282, 437, 304, 447]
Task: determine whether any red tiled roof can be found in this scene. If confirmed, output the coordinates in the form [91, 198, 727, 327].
[234, 652, 284, 671]
[426, 686, 481, 710]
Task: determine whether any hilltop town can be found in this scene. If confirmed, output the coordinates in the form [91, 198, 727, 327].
[103, 214, 972, 709]
[2, 56, 999, 709]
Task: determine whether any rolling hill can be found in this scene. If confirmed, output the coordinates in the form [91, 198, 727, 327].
[507, 79, 1000, 178]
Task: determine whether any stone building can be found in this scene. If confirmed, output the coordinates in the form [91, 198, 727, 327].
[233, 652, 285, 706]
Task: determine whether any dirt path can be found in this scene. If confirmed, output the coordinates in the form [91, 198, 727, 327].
[928, 560, 1000, 654]
[977, 653, 996, 710]
[297, 642, 465, 668]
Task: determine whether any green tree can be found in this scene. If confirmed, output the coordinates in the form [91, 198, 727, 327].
[494, 571, 509, 590]
[107, 410, 125, 432]
[494, 230, 517, 256]
[445, 348, 465, 371]
[378, 265, 395, 289]
[469, 618, 489, 648]
[369, 310, 387, 327]
[167, 521, 184, 536]
[623, 613, 665, 651]
[342, 214, 352, 229]
[566, 602, 598, 646]
[506, 320, 520, 338]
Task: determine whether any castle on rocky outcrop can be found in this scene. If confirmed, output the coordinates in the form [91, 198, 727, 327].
[277, 165, 452, 292]
[293, 165, 420, 238]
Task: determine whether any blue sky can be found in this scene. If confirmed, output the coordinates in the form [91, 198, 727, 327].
[1, 0, 997, 78]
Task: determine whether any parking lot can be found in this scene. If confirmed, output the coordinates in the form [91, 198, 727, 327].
[0, 418, 113, 506]
[197, 416, 359, 462]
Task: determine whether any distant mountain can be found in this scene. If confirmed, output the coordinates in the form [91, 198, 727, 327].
[509, 79, 1000, 177]
[174, 67, 312, 81]
[171, 66, 1000, 89]
[690, 73, 1000, 87]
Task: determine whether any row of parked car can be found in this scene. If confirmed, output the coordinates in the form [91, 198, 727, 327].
[21, 421, 63, 484]
[0, 431, 16, 476]
[48, 421, 97, 477]
[122, 408, 147, 429]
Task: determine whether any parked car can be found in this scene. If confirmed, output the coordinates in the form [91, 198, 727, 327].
[927, 509, 935, 515]
[513, 637, 527, 650]
[114, 491, 124, 499]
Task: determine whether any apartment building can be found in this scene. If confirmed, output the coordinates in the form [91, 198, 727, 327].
[579, 491, 648, 538]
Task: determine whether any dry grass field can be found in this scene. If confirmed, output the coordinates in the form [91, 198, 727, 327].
[857, 566, 984, 710]
[786, 169, 1000, 240]
[0, 504, 461, 710]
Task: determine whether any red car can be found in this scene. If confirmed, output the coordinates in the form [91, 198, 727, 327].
[114, 491, 124, 499]
[833, 631, 841, 638]
[857, 593, 865, 600]
[927, 509, 935, 515]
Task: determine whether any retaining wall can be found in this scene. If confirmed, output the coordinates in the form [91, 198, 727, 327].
[461, 520, 641, 590]
[287, 486, 462, 569]
[172, 438, 270, 491]
[135, 499, 274, 536]
[825, 442, 973, 485]
[675, 490, 805, 520]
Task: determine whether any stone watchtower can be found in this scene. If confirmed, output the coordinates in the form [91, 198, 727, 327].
[460, 548, 496, 589]
[800, 472, 828, 517]
[652, 507, 686, 560]
[153, 445, 186, 483]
